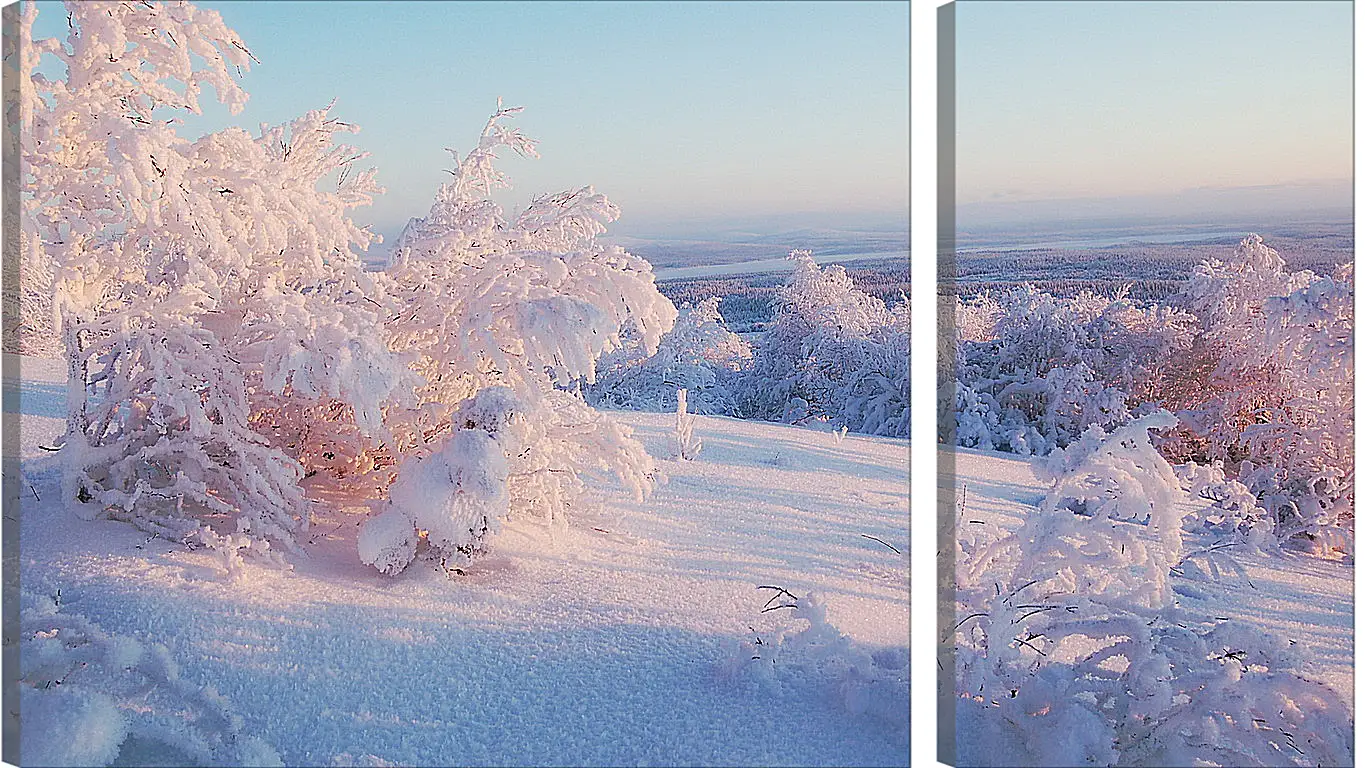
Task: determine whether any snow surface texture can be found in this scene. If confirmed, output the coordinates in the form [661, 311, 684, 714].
[18, 589, 283, 767]
[14, 355, 909, 766]
[949, 443, 1353, 767]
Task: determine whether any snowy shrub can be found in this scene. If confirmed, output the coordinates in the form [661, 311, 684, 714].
[1250, 261, 1353, 552]
[938, 293, 999, 403]
[738, 252, 908, 437]
[942, 380, 996, 449]
[832, 307, 911, 437]
[1087, 295, 1199, 402]
[362, 428, 508, 575]
[952, 288, 1092, 453]
[1115, 621, 1352, 767]
[950, 284, 1194, 455]
[356, 104, 673, 574]
[963, 411, 1185, 612]
[360, 387, 657, 575]
[65, 319, 310, 549]
[1001, 363, 1127, 456]
[359, 387, 523, 574]
[1175, 460, 1273, 552]
[955, 617, 1354, 767]
[955, 292, 1001, 345]
[22, 1, 669, 572]
[21, 1, 409, 553]
[723, 589, 908, 745]
[587, 296, 751, 415]
[1181, 235, 1353, 552]
[18, 591, 282, 767]
[952, 414, 1353, 767]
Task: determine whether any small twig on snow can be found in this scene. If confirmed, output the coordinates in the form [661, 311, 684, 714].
[859, 533, 902, 555]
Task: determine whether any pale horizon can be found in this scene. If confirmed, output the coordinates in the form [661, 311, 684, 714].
[956, 178, 1352, 231]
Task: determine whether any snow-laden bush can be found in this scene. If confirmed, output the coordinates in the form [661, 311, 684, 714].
[17, 591, 282, 767]
[21, 2, 411, 552]
[937, 293, 1000, 430]
[1176, 460, 1273, 552]
[351, 105, 672, 575]
[361, 429, 508, 575]
[955, 292, 1001, 345]
[738, 253, 908, 437]
[1181, 235, 1353, 553]
[950, 285, 1194, 456]
[721, 589, 909, 746]
[66, 318, 310, 548]
[833, 304, 911, 437]
[587, 296, 751, 415]
[953, 413, 1352, 767]
[951, 287, 1100, 454]
[1252, 261, 1353, 551]
[360, 387, 516, 574]
[956, 618, 1354, 767]
[961, 412, 1185, 613]
[22, 1, 672, 572]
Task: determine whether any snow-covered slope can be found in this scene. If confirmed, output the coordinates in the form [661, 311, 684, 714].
[13, 356, 909, 766]
[948, 444, 1353, 714]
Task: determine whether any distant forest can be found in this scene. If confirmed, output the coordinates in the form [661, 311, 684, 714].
[658, 257, 909, 332]
[943, 232, 1353, 301]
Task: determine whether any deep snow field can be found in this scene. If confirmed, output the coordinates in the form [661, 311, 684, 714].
[946, 445, 1354, 716]
[12, 356, 910, 767]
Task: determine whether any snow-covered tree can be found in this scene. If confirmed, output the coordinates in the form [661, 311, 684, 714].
[1178, 235, 1307, 463]
[20, 0, 410, 551]
[1181, 235, 1353, 552]
[1248, 261, 1353, 551]
[358, 103, 676, 573]
[952, 287, 1126, 454]
[739, 252, 908, 437]
[587, 296, 751, 415]
[950, 283, 1195, 456]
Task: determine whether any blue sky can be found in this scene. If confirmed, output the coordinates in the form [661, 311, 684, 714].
[955, 1, 1352, 211]
[29, 1, 911, 243]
